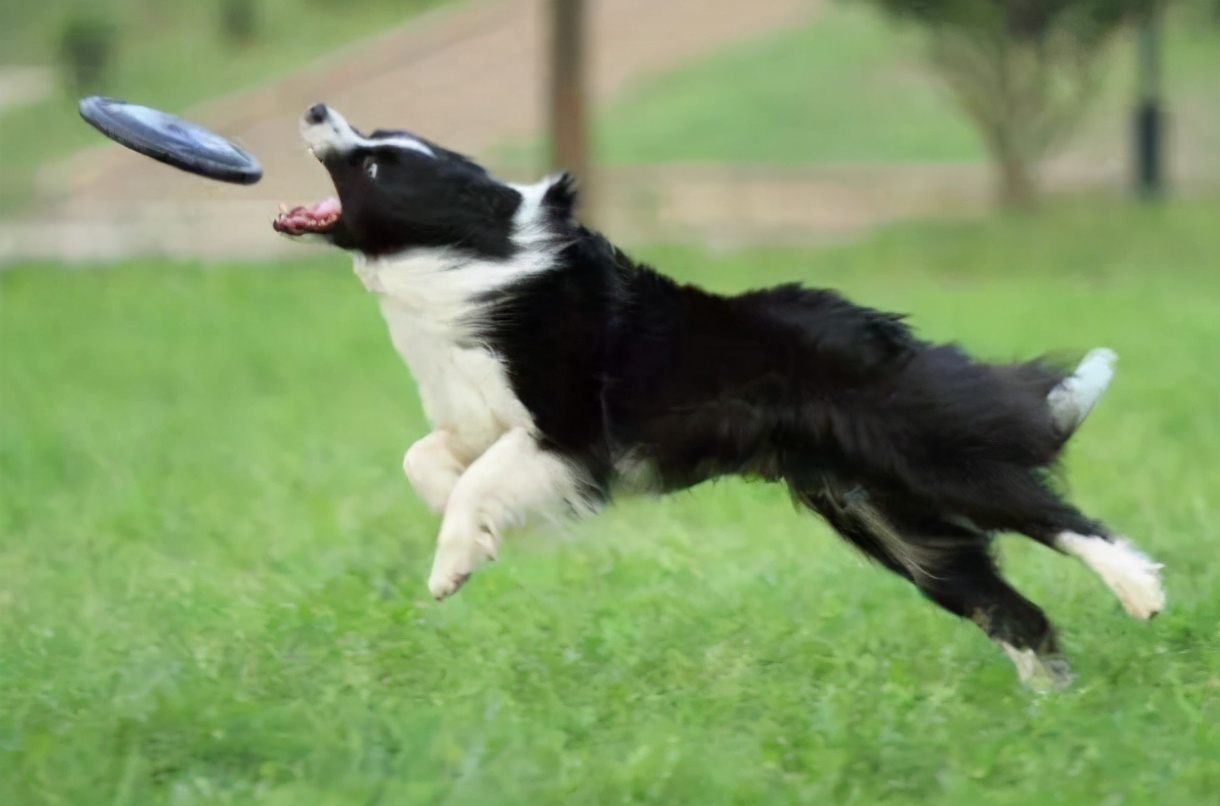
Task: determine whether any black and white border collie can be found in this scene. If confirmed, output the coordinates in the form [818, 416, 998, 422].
[275, 103, 1164, 688]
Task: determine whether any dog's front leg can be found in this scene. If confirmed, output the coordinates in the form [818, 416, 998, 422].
[427, 427, 583, 600]
[402, 431, 467, 514]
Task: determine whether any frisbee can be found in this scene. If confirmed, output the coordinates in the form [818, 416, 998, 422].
[78, 95, 263, 185]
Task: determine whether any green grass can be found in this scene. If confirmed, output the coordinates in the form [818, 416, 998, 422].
[596, 4, 980, 166]
[496, 3, 982, 172]
[498, 3, 1220, 172]
[0, 0, 451, 214]
[3, 200, 1220, 804]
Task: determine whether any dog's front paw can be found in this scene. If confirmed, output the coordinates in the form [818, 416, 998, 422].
[428, 566, 471, 600]
[427, 525, 497, 600]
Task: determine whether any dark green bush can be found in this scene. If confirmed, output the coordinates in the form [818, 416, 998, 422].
[58, 14, 117, 95]
[851, 0, 1153, 207]
[220, 0, 262, 47]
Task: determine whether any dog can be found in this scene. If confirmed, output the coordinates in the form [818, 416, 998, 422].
[274, 103, 1164, 688]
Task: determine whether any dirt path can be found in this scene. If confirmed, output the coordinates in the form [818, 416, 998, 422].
[0, 67, 54, 114]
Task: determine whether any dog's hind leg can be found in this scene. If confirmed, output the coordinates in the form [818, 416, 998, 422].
[915, 539, 1072, 689]
[878, 509, 1074, 689]
[796, 486, 918, 581]
[800, 487, 1071, 688]
[1047, 347, 1117, 436]
[957, 475, 1166, 621]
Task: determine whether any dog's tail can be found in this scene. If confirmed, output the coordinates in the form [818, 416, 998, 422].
[1047, 348, 1117, 438]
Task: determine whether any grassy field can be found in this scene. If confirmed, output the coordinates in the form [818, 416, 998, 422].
[596, 3, 981, 166]
[0, 0, 450, 214]
[498, 3, 1220, 172]
[2, 200, 1219, 804]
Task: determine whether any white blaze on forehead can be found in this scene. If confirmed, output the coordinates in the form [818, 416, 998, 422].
[368, 133, 436, 158]
[300, 107, 435, 159]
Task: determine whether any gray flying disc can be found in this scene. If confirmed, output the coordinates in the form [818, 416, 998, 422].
[78, 95, 263, 185]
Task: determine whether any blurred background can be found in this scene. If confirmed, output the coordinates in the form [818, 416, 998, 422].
[1, 0, 1218, 259]
[2, 3, 1219, 804]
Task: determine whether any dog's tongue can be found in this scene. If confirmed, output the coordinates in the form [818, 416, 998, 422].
[307, 197, 341, 218]
[273, 196, 341, 234]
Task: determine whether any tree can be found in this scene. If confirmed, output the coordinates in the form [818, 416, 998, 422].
[220, 0, 262, 47]
[59, 13, 117, 95]
[548, 0, 590, 206]
[856, 0, 1153, 208]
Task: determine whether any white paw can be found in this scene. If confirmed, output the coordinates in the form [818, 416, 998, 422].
[1057, 533, 1166, 620]
[1001, 643, 1074, 691]
[427, 525, 497, 600]
[1105, 539, 1166, 620]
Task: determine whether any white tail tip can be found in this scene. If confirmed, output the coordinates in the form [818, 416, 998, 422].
[1048, 347, 1117, 434]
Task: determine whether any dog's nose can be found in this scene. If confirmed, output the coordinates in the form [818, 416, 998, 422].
[305, 103, 328, 125]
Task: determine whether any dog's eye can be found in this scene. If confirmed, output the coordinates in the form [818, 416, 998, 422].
[363, 157, 379, 180]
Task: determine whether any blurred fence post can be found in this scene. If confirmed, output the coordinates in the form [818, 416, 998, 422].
[548, 0, 592, 220]
[1133, 0, 1165, 200]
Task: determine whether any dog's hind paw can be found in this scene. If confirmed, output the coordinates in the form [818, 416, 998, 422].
[1056, 533, 1165, 620]
[1104, 539, 1166, 620]
[1001, 643, 1074, 691]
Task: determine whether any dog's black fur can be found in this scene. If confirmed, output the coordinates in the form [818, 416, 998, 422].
[278, 105, 1158, 685]
[484, 185, 1105, 664]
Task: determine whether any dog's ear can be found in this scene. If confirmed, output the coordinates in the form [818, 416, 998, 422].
[541, 171, 579, 217]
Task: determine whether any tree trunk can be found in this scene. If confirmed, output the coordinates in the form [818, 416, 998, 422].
[549, 0, 591, 220]
[996, 150, 1037, 210]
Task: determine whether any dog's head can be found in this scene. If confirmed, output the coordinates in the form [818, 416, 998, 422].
[274, 104, 574, 259]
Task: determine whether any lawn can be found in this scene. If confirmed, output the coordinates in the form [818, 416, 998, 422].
[0, 0, 452, 214]
[2, 199, 1219, 804]
[595, 3, 981, 166]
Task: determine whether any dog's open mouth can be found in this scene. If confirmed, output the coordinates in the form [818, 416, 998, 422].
[273, 196, 341, 236]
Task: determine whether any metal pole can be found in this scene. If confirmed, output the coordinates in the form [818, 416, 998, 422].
[549, 0, 590, 214]
[1134, 1, 1165, 200]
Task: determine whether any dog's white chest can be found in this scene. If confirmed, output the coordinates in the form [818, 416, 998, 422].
[375, 297, 531, 456]
[353, 250, 542, 456]
[353, 260, 385, 293]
